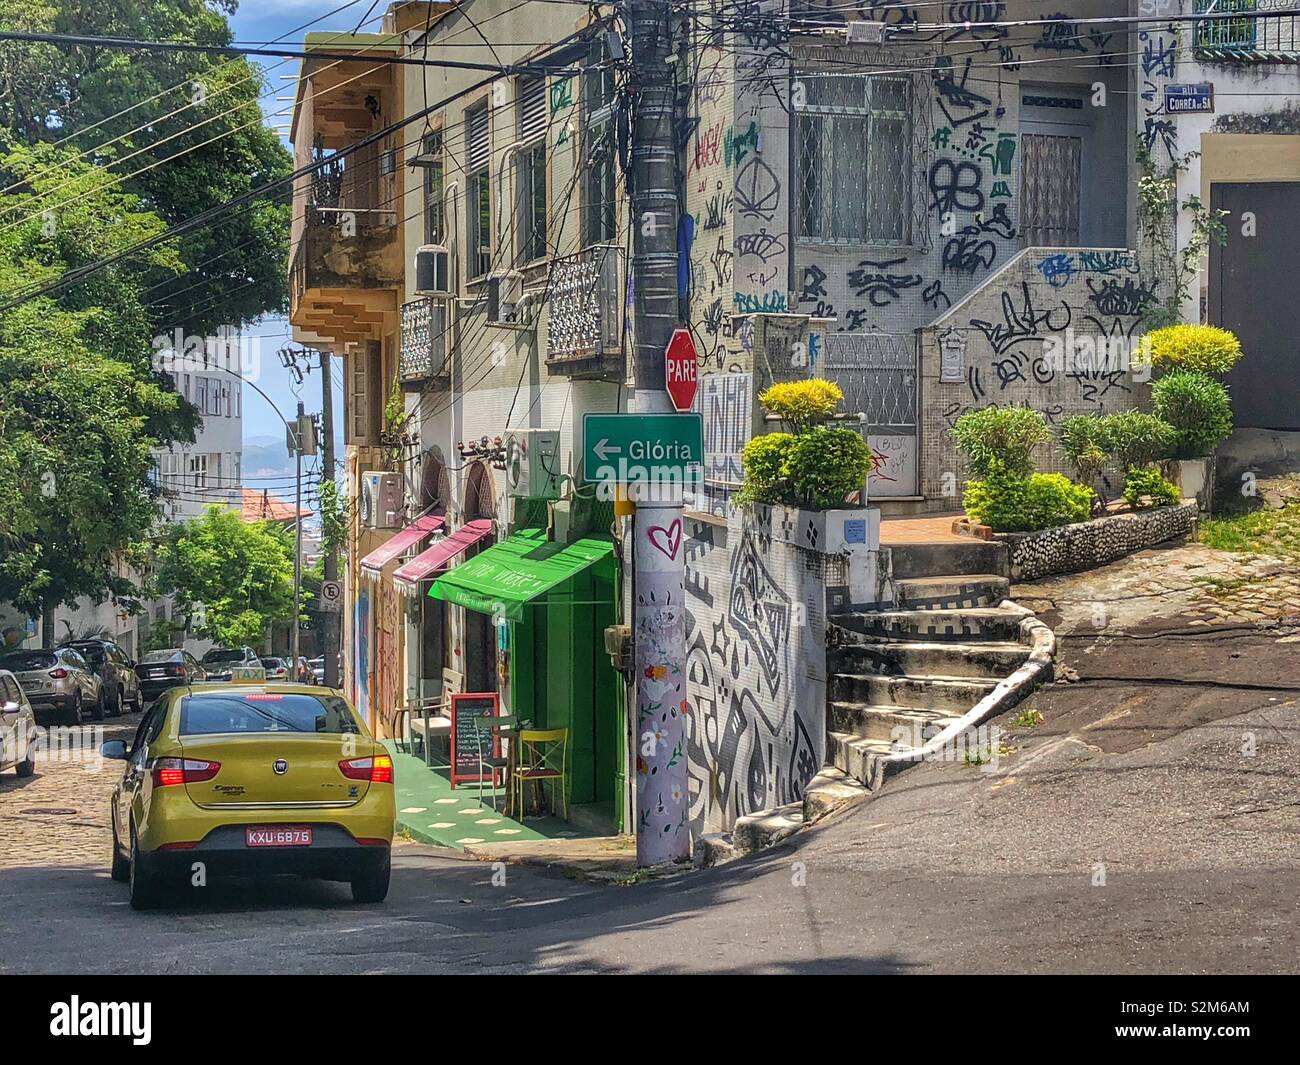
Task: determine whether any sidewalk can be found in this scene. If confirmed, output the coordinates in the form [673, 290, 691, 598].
[386, 743, 637, 878]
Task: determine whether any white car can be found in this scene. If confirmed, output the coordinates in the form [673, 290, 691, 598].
[0, 669, 38, 778]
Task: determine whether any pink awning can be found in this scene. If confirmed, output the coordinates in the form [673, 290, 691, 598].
[393, 519, 494, 585]
[359, 514, 445, 572]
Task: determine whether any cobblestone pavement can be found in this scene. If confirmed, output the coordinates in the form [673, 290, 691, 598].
[0, 711, 141, 869]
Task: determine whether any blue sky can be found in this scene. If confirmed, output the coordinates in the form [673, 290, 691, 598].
[228, 2, 382, 452]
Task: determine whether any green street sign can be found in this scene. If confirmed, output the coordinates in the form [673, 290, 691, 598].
[583, 412, 704, 486]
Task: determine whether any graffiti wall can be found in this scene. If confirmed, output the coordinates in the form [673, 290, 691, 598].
[918, 245, 1156, 504]
[683, 512, 828, 834]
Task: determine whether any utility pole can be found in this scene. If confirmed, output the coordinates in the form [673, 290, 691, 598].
[627, 2, 689, 865]
[320, 349, 340, 689]
[293, 400, 304, 670]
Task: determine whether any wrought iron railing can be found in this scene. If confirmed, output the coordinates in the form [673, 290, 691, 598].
[1194, 0, 1299, 60]
[545, 244, 623, 362]
[400, 298, 448, 385]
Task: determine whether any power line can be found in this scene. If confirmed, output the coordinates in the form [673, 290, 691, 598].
[0, 23, 606, 314]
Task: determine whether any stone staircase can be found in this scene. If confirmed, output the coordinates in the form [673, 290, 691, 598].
[825, 544, 1054, 791]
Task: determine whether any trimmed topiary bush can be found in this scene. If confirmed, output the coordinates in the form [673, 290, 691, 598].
[1123, 465, 1180, 508]
[1101, 410, 1177, 469]
[1143, 323, 1243, 376]
[736, 432, 794, 506]
[1151, 370, 1233, 459]
[963, 461, 1096, 532]
[951, 406, 1052, 478]
[784, 426, 871, 509]
[757, 379, 844, 433]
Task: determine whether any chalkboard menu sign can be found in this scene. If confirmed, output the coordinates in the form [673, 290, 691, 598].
[449, 692, 501, 788]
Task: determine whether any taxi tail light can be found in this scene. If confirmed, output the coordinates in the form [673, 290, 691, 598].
[339, 754, 393, 783]
[151, 757, 221, 787]
[48, 667, 69, 679]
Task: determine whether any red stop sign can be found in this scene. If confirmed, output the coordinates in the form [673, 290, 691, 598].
[664, 328, 699, 412]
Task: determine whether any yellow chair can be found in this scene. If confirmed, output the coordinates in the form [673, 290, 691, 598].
[512, 729, 568, 820]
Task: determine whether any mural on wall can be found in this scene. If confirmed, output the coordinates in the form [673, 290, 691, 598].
[692, 371, 753, 517]
[683, 518, 824, 834]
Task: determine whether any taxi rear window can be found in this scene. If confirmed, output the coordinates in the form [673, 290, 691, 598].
[178, 693, 361, 736]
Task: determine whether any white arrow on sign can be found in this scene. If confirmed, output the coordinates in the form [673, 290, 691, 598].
[592, 438, 622, 462]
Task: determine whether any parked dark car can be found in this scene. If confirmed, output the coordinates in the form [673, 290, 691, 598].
[199, 646, 261, 681]
[0, 647, 102, 725]
[134, 649, 206, 703]
[58, 639, 141, 717]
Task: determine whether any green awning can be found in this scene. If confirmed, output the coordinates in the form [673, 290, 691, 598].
[428, 529, 614, 619]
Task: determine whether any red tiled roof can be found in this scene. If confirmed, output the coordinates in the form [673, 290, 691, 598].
[241, 487, 312, 524]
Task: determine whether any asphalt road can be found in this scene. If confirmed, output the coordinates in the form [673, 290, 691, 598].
[2, 625, 1297, 975]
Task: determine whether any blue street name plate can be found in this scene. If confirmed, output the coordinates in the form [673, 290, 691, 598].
[1164, 83, 1214, 114]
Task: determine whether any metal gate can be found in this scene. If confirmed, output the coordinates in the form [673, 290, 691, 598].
[822, 332, 918, 497]
[1210, 182, 1300, 431]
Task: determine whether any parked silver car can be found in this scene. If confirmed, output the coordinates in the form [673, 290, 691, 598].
[0, 669, 38, 777]
[0, 647, 102, 725]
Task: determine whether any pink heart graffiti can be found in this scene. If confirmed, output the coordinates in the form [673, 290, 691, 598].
[647, 519, 682, 561]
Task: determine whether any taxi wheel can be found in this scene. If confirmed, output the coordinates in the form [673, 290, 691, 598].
[128, 829, 162, 910]
[350, 857, 391, 904]
[91, 690, 106, 722]
[69, 694, 83, 726]
[15, 746, 35, 777]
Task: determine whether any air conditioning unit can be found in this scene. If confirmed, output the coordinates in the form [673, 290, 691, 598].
[502, 428, 562, 499]
[414, 244, 451, 297]
[360, 471, 403, 528]
[486, 271, 525, 324]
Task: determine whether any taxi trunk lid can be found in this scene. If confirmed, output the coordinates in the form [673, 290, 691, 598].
[179, 733, 372, 808]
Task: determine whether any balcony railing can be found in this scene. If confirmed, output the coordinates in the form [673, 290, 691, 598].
[400, 298, 449, 389]
[1194, 0, 1299, 61]
[545, 244, 624, 379]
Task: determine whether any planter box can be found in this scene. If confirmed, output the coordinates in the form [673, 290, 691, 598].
[748, 503, 884, 609]
[995, 501, 1199, 581]
[1162, 457, 1216, 515]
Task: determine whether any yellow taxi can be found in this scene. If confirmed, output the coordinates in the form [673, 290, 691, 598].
[102, 683, 395, 909]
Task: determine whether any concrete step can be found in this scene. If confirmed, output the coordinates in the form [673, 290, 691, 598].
[828, 639, 1032, 680]
[829, 672, 999, 712]
[828, 701, 961, 744]
[884, 540, 1010, 580]
[895, 574, 1010, 610]
[834, 607, 1026, 643]
[825, 731, 903, 791]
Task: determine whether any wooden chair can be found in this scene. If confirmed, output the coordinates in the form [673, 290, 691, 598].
[512, 729, 568, 820]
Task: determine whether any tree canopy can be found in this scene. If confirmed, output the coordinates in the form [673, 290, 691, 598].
[0, 0, 293, 332]
[155, 506, 297, 649]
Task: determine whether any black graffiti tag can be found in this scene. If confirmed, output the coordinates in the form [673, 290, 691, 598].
[928, 158, 985, 215]
[847, 257, 924, 307]
[970, 281, 1071, 354]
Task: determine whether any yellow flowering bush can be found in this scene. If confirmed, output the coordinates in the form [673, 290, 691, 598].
[757, 379, 844, 433]
[1143, 324, 1243, 376]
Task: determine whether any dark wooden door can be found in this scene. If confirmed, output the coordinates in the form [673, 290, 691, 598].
[1210, 182, 1300, 431]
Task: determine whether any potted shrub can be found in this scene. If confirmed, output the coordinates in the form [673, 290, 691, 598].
[737, 379, 871, 515]
[1151, 370, 1233, 512]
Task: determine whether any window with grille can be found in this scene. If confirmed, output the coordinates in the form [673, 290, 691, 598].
[516, 76, 548, 264]
[582, 40, 617, 246]
[466, 103, 491, 278]
[421, 129, 444, 246]
[796, 73, 912, 244]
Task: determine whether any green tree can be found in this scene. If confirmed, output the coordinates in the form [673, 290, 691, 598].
[0, 141, 197, 639]
[156, 506, 296, 648]
[0, 0, 293, 331]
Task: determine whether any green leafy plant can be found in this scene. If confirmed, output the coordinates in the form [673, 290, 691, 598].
[757, 379, 844, 433]
[784, 427, 871, 509]
[1151, 370, 1234, 458]
[1008, 708, 1045, 730]
[736, 432, 794, 506]
[951, 406, 1051, 478]
[1123, 466, 1180, 508]
[1143, 324, 1243, 376]
[1101, 410, 1177, 469]
[963, 462, 1095, 532]
[1058, 414, 1113, 486]
[1135, 145, 1229, 330]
